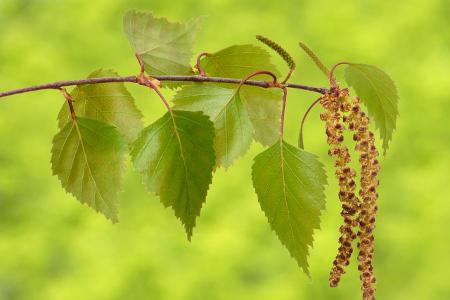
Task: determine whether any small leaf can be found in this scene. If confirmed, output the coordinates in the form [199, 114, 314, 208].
[202, 44, 282, 145]
[131, 110, 215, 239]
[344, 64, 399, 153]
[298, 42, 329, 77]
[51, 117, 128, 222]
[173, 84, 253, 168]
[202, 44, 280, 79]
[123, 10, 202, 88]
[58, 69, 143, 144]
[252, 140, 327, 275]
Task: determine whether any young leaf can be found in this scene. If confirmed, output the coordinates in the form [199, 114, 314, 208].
[123, 10, 202, 87]
[202, 44, 280, 79]
[298, 42, 329, 77]
[173, 84, 253, 168]
[202, 44, 282, 146]
[344, 64, 399, 153]
[131, 110, 215, 240]
[252, 140, 327, 275]
[58, 69, 143, 144]
[51, 117, 128, 222]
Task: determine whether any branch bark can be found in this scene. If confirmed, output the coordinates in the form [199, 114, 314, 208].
[0, 75, 327, 99]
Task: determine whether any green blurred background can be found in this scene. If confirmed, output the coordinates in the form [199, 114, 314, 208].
[0, 0, 449, 299]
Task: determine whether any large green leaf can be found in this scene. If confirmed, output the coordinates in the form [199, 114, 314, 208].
[51, 117, 128, 222]
[201, 44, 282, 145]
[252, 140, 327, 275]
[344, 64, 399, 153]
[202, 44, 280, 79]
[123, 10, 202, 87]
[131, 110, 215, 239]
[58, 69, 143, 144]
[173, 84, 253, 168]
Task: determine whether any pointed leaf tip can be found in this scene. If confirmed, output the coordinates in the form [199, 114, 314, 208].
[252, 140, 327, 275]
[131, 110, 216, 239]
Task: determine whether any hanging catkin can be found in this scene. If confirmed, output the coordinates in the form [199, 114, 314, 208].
[319, 88, 361, 287]
[343, 96, 380, 300]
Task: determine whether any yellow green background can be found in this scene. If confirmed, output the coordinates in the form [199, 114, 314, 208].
[0, 0, 449, 299]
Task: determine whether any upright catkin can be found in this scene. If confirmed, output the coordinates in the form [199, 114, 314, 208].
[256, 35, 296, 70]
[319, 88, 361, 287]
[343, 96, 380, 300]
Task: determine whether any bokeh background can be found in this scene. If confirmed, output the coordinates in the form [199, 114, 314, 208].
[0, 0, 449, 299]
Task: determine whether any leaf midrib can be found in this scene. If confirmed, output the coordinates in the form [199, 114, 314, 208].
[74, 121, 114, 215]
[170, 112, 193, 229]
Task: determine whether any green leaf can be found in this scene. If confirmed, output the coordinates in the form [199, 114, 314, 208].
[123, 10, 202, 88]
[240, 87, 281, 146]
[51, 117, 128, 222]
[252, 140, 327, 275]
[173, 84, 253, 168]
[202, 44, 282, 146]
[131, 110, 215, 239]
[202, 44, 280, 79]
[344, 64, 399, 153]
[58, 69, 143, 144]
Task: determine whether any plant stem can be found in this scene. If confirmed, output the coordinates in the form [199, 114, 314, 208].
[0, 75, 327, 99]
[298, 97, 322, 149]
[280, 87, 288, 138]
[329, 62, 350, 87]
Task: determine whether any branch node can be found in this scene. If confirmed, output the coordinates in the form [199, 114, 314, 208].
[135, 53, 145, 76]
[59, 88, 76, 120]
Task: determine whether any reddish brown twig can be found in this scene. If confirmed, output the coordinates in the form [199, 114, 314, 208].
[0, 75, 327, 99]
[195, 52, 210, 76]
[329, 62, 350, 88]
[298, 97, 322, 148]
[59, 88, 76, 120]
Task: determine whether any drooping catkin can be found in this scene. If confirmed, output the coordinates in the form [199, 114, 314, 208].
[344, 96, 379, 300]
[319, 88, 361, 287]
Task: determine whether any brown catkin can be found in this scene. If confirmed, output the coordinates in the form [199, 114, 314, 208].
[319, 88, 361, 288]
[344, 96, 380, 300]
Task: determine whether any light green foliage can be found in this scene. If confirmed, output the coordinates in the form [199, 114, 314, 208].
[1, 2, 446, 299]
[202, 44, 280, 79]
[131, 110, 216, 240]
[241, 87, 282, 146]
[123, 10, 202, 86]
[58, 69, 143, 144]
[173, 84, 253, 168]
[252, 140, 327, 275]
[345, 64, 399, 153]
[202, 44, 282, 146]
[51, 117, 128, 222]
